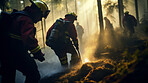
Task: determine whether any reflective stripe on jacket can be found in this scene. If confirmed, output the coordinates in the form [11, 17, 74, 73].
[10, 14, 41, 54]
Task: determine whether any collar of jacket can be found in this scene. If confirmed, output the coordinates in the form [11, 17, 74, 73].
[23, 6, 38, 23]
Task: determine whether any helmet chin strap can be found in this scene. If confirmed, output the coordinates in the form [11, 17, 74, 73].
[43, 10, 50, 19]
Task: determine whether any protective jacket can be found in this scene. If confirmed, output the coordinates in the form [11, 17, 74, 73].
[9, 11, 43, 57]
[0, 9, 43, 83]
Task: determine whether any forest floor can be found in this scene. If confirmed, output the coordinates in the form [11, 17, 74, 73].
[39, 22, 148, 83]
[39, 37, 148, 83]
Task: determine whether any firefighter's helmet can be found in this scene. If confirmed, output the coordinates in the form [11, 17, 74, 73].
[65, 12, 77, 20]
[30, 0, 50, 18]
[124, 11, 129, 15]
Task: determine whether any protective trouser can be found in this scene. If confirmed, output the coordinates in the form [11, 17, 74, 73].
[54, 44, 81, 68]
[54, 49, 68, 68]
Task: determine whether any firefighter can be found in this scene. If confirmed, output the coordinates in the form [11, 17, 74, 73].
[104, 17, 114, 32]
[123, 11, 137, 38]
[0, 0, 50, 83]
[46, 12, 81, 68]
[76, 22, 84, 45]
[104, 17, 116, 48]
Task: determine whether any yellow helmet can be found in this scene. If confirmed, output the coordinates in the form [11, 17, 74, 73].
[65, 12, 77, 20]
[30, 0, 50, 18]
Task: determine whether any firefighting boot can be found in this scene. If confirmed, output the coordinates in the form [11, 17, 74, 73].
[70, 54, 81, 68]
[59, 56, 68, 68]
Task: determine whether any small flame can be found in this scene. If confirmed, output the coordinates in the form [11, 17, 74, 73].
[84, 58, 89, 63]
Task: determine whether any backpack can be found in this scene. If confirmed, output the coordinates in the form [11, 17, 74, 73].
[0, 10, 29, 37]
[0, 10, 29, 58]
[46, 18, 71, 48]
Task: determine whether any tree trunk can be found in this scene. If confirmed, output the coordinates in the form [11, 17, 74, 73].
[41, 20, 45, 48]
[1, 0, 6, 11]
[16, 0, 19, 10]
[97, 0, 104, 35]
[118, 0, 124, 28]
[75, 0, 77, 14]
[147, 0, 148, 10]
[65, 0, 68, 13]
[23, 0, 25, 8]
[135, 0, 139, 25]
[97, 0, 105, 49]
[51, 0, 54, 22]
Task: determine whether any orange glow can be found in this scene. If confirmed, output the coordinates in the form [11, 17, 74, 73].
[84, 58, 89, 63]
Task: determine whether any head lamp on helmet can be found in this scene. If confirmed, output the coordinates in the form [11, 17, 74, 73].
[65, 12, 77, 20]
[30, 0, 50, 19]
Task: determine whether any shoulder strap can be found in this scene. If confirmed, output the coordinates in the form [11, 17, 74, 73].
[56, 18, 71, 25]
[10, 11, 30, 20]
[1, 12, 11, 19]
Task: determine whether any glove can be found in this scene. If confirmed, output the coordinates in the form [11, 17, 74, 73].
[33, 50, 45, 62]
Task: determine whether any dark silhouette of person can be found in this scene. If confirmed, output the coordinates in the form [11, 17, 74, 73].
[76, 22, 84, 44]
[123, 11, 137, 38]
[104, 17, 115, 48]
[0, 0, 50, 83]
[104, 17, 114, 33]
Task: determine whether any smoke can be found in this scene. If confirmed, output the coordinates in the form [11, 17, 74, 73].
[37, 47, 63, 78]
[13, 1, 101, 82]
[34, 0, 147, 81]
[2, 0, 146, 83]
[75, 0, 99, 63]
[138, 0, 147, 21]
[35, 0, 100, 63]
[14, 47, 63, 83]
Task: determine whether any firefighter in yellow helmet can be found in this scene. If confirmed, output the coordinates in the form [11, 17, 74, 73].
[65, 12, 77, 22]
[46, 12, 82, 68]
[1, 0, 50, 83]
